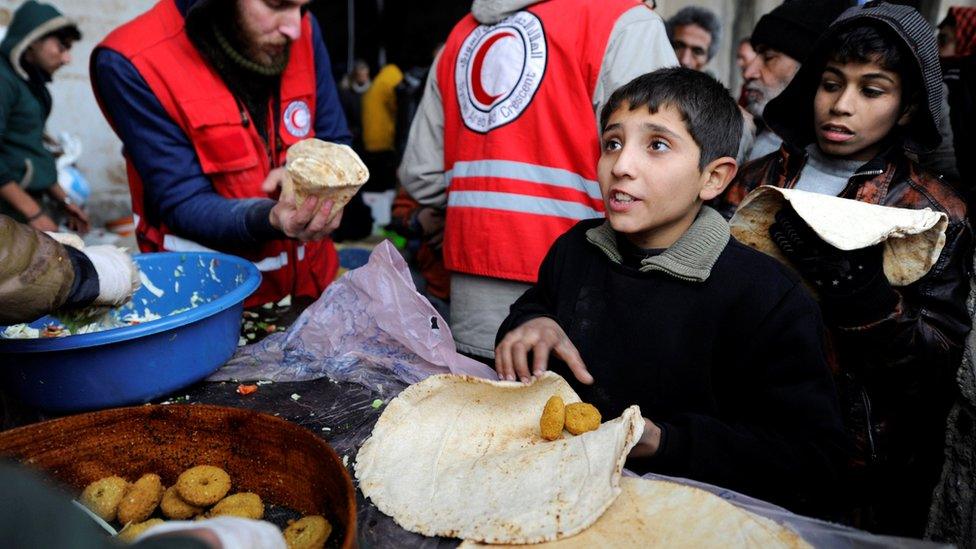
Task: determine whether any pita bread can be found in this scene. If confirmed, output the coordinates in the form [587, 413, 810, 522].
[283, 138, 369, 218]
[460, 477, 811, 548]
[730, 186, 948, 286]
[355, 373, 644, 544]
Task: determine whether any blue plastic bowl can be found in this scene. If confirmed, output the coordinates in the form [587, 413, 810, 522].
[0, 252, 260, 412]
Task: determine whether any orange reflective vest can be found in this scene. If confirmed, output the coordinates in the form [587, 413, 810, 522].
[93, 0, 338, 306]
[438, 0, 635, 283]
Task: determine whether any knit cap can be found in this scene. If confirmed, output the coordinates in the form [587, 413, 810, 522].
[750, 0, 851, 63]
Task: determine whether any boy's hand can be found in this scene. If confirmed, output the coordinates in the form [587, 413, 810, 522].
[494, 317, 593, 385]
[769, 207, 886, 296]
[629, 417, 663, 458]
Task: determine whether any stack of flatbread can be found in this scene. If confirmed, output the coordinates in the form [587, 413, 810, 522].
[283, 138, 369, 219]
[355, 372, 810, 547]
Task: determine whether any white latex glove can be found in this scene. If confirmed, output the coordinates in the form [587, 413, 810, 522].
[82, 246, 141, 307]
[45, 231, 85, 250]
[133, 516, 287, 549]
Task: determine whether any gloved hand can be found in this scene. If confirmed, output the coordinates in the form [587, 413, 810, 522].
[82, 246, 141, 307]
[133, 516, 287, 548]
[769, 206, 898, 322]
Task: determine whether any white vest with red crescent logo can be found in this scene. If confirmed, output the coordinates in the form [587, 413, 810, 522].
[439, 0, 636, 283]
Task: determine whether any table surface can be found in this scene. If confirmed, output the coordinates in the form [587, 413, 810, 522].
[0, 296, 457, 549]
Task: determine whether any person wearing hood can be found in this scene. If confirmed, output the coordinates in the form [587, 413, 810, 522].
[0, 1, 88, 235]
[741, 0, 853, 162]
[714, 2, 972, 536]
[90, 0, 351, 308]
[398, 0, 676, 362]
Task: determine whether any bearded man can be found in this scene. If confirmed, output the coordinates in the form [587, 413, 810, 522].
[91, 0, 351, 307]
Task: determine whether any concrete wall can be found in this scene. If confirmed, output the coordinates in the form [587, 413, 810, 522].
[0, 0, 155, 223]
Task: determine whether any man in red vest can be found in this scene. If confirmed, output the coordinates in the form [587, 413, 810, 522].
[90, 0, 351, 307]
[399, 0, 676, 362]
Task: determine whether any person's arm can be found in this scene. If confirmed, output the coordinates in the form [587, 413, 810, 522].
[0, 181, 56, 231]
[771, 205, 972, 395]
[92, 49, 282, 251]
[0, 215, 140, 324]
[592, 6, 677, 128]
[635, 283, 848, 514]
[494, 236, 593, 384]
[832, 219, 972, 385]
[397, 54, 447, 209]
[0, 77, 56, 231]
[0, 215, 80, 323]
[309, 14, 352, 145]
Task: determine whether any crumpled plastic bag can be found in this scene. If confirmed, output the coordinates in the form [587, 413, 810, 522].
[209, 241, 496, 389]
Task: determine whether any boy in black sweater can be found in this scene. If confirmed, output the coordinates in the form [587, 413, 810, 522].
[495, 68, 848, 516]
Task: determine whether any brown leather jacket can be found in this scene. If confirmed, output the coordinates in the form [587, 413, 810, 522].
[713, 144, 973, 529]
[0, 215, 77, 324]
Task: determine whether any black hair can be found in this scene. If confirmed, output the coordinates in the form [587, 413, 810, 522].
[666, 6, 722, 60]
[600, 67, 743, 170]
[823, 22, 920, 109]
[41, 24, 82, 47]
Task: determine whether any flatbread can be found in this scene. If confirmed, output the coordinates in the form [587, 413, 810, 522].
[460, 477, 811, 548]
[283, 138, 368, 218]
[730, 186, 948, 286]
[355, 373, 644, 544]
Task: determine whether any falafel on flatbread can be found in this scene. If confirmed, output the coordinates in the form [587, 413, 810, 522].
[355, 373, 644, 544]
[729, 186, 948, 286]
[283, 138, 369, 219]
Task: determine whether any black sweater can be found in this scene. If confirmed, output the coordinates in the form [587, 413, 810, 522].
[498, 215, 848, 517]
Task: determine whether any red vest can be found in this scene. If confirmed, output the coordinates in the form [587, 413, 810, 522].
[438, 0, 639, 283]
[93, 0, 338, 307]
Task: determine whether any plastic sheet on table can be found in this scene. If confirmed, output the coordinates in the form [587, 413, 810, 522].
[209, 240, 495, 392]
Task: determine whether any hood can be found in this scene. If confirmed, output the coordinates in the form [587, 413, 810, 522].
[0, 0, 79, 80]
[472, 0, 540, 25]
[764, 2, 945, 155]
[942, 6, 976, 58]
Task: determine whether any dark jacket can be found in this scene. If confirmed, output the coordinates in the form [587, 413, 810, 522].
[713, 2, 973, 536]
[0, 1, 78, 220]
[498, 209, 848, 517]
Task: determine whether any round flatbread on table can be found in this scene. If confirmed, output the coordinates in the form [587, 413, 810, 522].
[460, 477, 810, 548]
[355, 372, 644, 544]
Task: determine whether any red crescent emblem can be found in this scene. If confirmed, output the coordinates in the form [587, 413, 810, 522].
[471, 31, 514, 106]
[291, 110, 302, 127]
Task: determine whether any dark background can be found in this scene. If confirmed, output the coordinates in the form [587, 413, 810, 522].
[310, 0, 471, 79]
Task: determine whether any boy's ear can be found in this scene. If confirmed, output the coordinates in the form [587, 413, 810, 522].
[897, 102, 917, 127]
[698, 157, 738, 201]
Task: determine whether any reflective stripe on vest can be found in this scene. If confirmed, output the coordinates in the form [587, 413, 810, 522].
[155, 224, 305, 273]
[161, 234, 306, 272]
[446, 160, 602, 201]
[448, 191, 602, 220]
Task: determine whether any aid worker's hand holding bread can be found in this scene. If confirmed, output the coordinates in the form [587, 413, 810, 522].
[264, 138, 369, 242]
